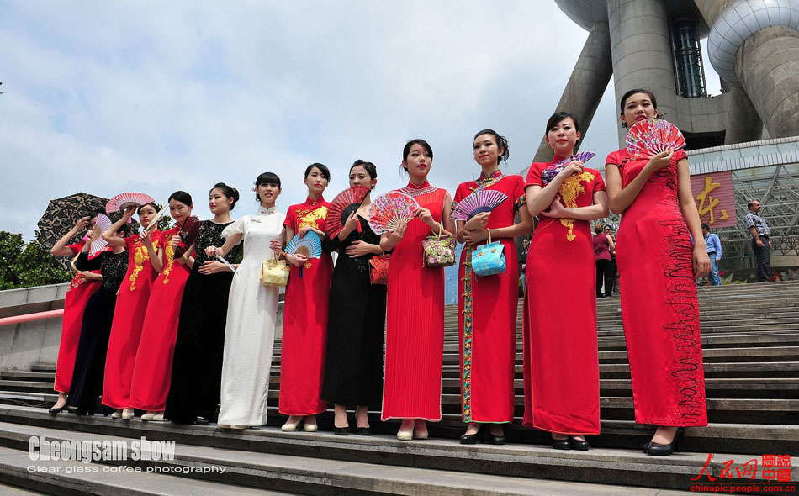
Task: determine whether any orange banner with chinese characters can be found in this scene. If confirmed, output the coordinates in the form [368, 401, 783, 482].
[691, 171, 736, 228]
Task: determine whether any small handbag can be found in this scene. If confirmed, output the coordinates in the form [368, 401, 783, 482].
[368, 254, 390, 285]
[422, 227, 456, 268]
[471, 230, 505, 277]
[261, 253, 289, 288]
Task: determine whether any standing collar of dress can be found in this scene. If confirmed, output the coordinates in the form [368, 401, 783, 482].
[304, 196, 326, 206]
[476, 169, 504, 187]
[406, 180, 430, 190]
[552, 153, 569, 164]
[258, 206, 277, 215]
[397, 180, 437, 197]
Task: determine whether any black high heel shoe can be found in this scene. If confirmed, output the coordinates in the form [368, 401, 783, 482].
[49, 404, 66, 416]
[333, 425, 350, 435]
[552, 437, 571, 450]
[460, 430, 480, 445]
[486, 429, 506, 445]
[645, 428, 683, 456]
[568, 437, 590, 451]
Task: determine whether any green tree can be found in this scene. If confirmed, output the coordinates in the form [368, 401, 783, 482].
[0, 231, 71, 290]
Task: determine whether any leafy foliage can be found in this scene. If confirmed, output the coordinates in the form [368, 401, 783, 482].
[0, 231, 71, 290]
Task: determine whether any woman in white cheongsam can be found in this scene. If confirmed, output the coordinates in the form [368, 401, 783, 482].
[209, 172, 284, 429]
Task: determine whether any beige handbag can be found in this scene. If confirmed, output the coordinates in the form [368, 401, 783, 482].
[260, 253, 289, 288]
[421, 227, 456, 268]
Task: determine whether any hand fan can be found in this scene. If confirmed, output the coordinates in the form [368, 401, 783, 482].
[542, 151, 596, 185]
[106, 193, 156, 214]
[553, 151, 596, 168]
[178, 216, 200, 245]
[368, 192, 419, 235]
[625, 119, 685, 159]
[143, 202, 170, 233]
[452, 190, 508, 221]
[285, 230, 322, 258]
[325, 186, 371, 238]
[88, 214, 112, 255]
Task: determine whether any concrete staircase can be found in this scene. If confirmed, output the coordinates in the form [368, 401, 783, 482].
[0, 281, 796, 494]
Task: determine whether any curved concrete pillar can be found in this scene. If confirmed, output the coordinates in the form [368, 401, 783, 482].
[533, 23, 613, 163]
[736, 25, 799, 138]
[724, 87, 763, 144]
[607, 0, 678, 145]
[693, 0, 731, 26]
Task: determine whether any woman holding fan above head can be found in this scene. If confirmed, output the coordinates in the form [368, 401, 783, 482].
[128, 191, 196, 421]
[166, 183, 242, 426]
[379, 140, 454, 441]
[321, 160, 387, 434]
[211, 172, 284, 430]
[278, 164, 333, 433]
[454, 129, 533, 445]
[101, 199, 161, 420]
[605, 89, 709, 456]
[66, 214, 128, 415]
[523, 112, 608, 451]
[47, 216, 105, 415]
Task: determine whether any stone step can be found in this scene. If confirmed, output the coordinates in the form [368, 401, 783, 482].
[266, 360, 799, 379]
[0, 371, 55, 382]
[442, 324, 799, 337]
[596, 324, 799, 336]
[0, 407, 793, 492]
[0, 481, 45, 495]
[28, 364, 55, 374]
[3, 401, 797, 456]
[0, 419, 700, 495]
[0, 445, 289, 496]
[598, 332, 799, 350]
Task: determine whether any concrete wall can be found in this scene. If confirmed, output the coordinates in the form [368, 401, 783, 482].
[0, 283, 68, 371]
[0, 282, 285, 372]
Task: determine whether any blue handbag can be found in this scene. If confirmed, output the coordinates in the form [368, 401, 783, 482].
[471, 231, 506, 277]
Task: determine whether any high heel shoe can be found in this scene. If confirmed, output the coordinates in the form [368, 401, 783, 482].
[569, 437, 590, 451]
[459, 432, 479, 445]
[486, 429, 506, 445]
[397, 429, 413, 441]
[645, 428, 683, 456]
[49, 405, 66, 416]
[281, 418, 302, 432]
[552, 435, 571, 450]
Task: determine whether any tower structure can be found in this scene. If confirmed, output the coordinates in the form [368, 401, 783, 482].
[535, 0, 799, 162]
[539, 0, 799, 274]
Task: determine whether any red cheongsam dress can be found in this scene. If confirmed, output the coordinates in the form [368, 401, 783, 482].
[54, 244, 103, 393]
[523, 160, 605, 435]
[606, 149, 707, 427]
[128, 226, 191, 411]
[382, 182, 447, 421]
[102, 232, 160, 409]
[455, 171, 525, 424]
[278, 197, 333, 416]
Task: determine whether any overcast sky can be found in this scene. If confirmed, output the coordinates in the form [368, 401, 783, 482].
[1, 2, 721, 240]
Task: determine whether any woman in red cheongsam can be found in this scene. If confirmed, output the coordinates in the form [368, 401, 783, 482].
[101, 202, 160, 419]
[455, 129, 533, 445]
[48, 217, 105, 414]
[279, 163, 333, 432]
[128, 191, 195, 421]
[605, 89, 709, 456]
[380, 139, 454, 441]
[524, 112, 608, 451]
